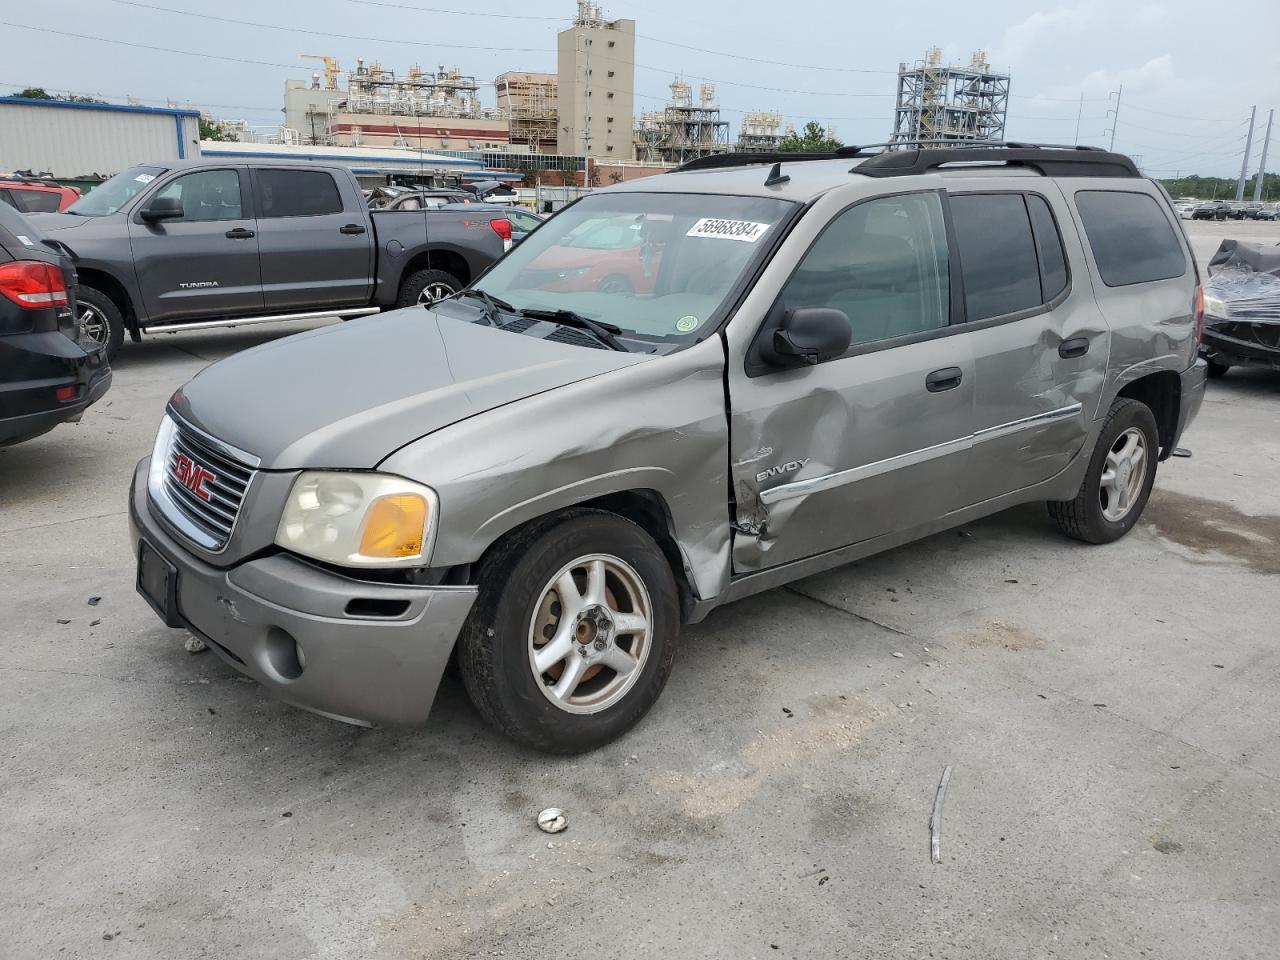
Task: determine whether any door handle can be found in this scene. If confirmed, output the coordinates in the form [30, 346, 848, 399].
[224, 227, 255, 239]
[340, 223, 367, 235]
[1059, 337, 1090, 359]
[925, 367, 963, 393]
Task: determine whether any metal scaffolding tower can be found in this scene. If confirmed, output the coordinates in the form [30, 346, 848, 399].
[634, 80, 731, 164]
[891, 48, 1009, 147]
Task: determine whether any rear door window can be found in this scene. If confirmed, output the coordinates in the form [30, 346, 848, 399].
[255, 169, 344, 218]
[1027, 194, 1069, 301]
[1074, 190, 1186, 286]
[950, 193, 1043, 321]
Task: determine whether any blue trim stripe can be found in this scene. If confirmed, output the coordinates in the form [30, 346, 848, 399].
[0, 96, 201, 118]
[175, 116, 185, 159]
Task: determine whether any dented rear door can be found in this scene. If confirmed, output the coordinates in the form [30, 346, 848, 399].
[722, 183, 978, 574]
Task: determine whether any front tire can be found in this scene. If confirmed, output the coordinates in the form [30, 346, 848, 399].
[458, 511, 680, 754]
[1205, 359, 1230, 379]
[76, 286, 125, 360]
[1048, 398, 1159, 544]
[396, 268, 462, 308]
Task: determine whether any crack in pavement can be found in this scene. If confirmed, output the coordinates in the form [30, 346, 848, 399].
[0, 509, 128, 536]
[784, 585, 917, 639]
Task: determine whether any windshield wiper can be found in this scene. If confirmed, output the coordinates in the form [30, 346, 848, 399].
[519, 308, 629, 352]
[458, 288, 515, 326]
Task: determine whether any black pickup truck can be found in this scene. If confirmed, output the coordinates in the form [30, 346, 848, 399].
[31, 159, 514, 357]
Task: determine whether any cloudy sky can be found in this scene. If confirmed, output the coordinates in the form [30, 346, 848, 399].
[4, 0, 1279, 177]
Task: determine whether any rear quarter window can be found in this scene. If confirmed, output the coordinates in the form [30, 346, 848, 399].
[1074, 190, 1187, 287]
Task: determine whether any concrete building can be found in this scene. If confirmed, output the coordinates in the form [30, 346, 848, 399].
[0, 96, 200, 178]
[496, 71, 558, 154]
[556, 2, 635, 160]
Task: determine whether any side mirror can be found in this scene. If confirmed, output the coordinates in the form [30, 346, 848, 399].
[760, 307, 852, 368]
[140, 196, 184, 223]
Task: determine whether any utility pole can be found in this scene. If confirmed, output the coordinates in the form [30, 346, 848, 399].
[1237, 105, 1257, 201]
[1105, 84, 1123, 151]
[1253, 108, 1273, 203]
[1074, 92, 1083, 146]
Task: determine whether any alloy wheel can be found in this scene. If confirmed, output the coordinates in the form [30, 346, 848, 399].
[417, 282, 456, 304]
[1099, 426, 1147, 522]
[527, 553, 653, 715]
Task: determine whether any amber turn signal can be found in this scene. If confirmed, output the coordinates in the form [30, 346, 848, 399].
[358, 493, 428, 558]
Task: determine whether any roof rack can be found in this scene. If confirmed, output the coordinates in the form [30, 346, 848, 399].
[673, 141, 1140, 179]
[855, 144, 1139, 179]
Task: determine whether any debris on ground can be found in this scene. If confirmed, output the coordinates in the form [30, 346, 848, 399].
[56, 618, 71, 625]
[891, 651, 904, 659]
[90, 619, 101, 627]
[1172, 447, 1192, 458]
[930, 764, 953, 864]
[184, 635, 208, 654]
[782, 706, 793, 717]
[537, 808, 567, 834]
[88, 596, 101, 606]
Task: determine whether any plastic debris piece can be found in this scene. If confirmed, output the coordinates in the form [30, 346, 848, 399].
[930, 764, 953, 864]
[56, 618, 71, 625]
[891, 651, 904, 659]
[184, 635, 207, 654]
[88, 596, 102, 606]
[537, 808, 567, 834]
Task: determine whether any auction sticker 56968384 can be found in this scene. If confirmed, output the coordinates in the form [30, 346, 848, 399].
[685, 218, 771, 242]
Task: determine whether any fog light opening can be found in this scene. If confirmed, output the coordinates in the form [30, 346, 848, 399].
[265, 627, 305, 681]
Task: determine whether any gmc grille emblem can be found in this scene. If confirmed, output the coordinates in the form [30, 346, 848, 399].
[173, 452, 217, 502]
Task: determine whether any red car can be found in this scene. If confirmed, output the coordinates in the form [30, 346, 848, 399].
[0, 177, 80, 214]
[519, 216, 666, 295]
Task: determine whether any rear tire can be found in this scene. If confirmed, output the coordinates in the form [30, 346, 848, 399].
[76, 286, 125, 360]
[1205, 359, 1230, 379]
[1048, 398, 1159, 545]
[396, 269, 462, 308]
[458, 510, 680, 754]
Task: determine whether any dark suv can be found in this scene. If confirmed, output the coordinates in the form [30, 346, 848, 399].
[0, 203, 110, 446]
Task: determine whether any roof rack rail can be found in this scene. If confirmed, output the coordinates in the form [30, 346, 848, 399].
[854, 144, 1139, 179]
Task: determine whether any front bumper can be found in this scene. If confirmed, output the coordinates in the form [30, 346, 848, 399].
[0, 332, 111, 446]
[1170, 357, 1208, 453]
[129, 458, 477, 725]
[1201, 326, 1280, 371]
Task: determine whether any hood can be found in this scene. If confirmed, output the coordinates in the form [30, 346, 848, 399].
[25, 213, 89, 233]
[170, 307, 651, 470]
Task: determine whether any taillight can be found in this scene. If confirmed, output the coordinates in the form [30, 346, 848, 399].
[489, 218, 513, 242]
[1193, 285, 1205, 344]
[0, 260, 69, 309]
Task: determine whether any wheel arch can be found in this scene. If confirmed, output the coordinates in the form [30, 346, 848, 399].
[1115, 369, 1180, 460]
[76, 267, 140, 340]
[467, 488, 700, 622]
[396, 246, 472, 296]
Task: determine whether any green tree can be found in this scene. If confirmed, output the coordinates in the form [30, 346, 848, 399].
[777, 121, 843, 153]
[199, 116, 235, 142]
[1158, 173, 1279, 202]
[14, 86, 104, 104]
[609, 171, 624, 184]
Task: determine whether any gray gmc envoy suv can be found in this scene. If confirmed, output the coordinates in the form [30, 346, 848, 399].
[130, 145, 1207, 753]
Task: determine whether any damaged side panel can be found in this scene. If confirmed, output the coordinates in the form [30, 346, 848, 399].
[380, 338, 735, 602]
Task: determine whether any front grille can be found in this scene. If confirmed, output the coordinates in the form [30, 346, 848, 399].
[159, 420, 255, 550]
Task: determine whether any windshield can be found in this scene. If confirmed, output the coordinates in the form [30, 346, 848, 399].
[66, 166, 166, 216]
[465, 191, 794, 346]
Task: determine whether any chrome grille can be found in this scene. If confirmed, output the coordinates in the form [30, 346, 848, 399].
[158, 419, 256, 551]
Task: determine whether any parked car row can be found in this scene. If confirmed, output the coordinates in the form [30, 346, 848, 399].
[1181, 199, 1280, 221]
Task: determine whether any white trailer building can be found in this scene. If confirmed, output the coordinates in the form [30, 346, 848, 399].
[0, 96, 201, 179]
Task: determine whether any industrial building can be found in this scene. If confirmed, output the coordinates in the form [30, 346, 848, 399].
[196, 140, 495, 188]
[496, 72, 558, 154]
[0, 96, 200, 179]
[282, 60, 510, 152]
[891, 48, 1009, 146]
[634, 80, 731, 164]
[736, 111, 786, 153]
[556, 1, 636, 159]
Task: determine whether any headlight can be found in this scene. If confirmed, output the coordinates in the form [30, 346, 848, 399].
[147, 414, 178, 501]
[276, 471, 438, 568]
[1204, 295, 1229, 319]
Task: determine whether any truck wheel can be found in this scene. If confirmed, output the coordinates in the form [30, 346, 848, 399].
[1047, 398, 1159, 545]
[1205, 359, 1230, 379]
[76, 287, 125, 359]
[396, 269, 462, 308]
[458, 510, 680, 754]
